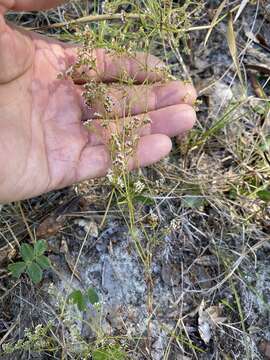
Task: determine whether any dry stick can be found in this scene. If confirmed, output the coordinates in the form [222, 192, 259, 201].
[168, 35, 193, 84]
[204, 238, 269, 295]
[0, 317, 19, 347]
[18, 201, 35, 244]
[27, 5, 240, 32]
[28, 13, 141, 31]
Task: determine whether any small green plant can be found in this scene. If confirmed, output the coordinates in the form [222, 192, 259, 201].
[8, 240, 51, 284]
[92, 345, 126, 360]
[257, 188, 270, 202]
[2, 322, 56, 355]
[68, 287, 99, 311]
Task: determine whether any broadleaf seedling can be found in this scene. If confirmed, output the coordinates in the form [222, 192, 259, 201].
[8, 240, 51, 284]
[68, 287, 99, 312]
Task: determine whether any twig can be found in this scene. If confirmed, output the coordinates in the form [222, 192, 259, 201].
[0, 317, 19, 347]
[27, 6, 240, 32]
[28, 13, 142, 31]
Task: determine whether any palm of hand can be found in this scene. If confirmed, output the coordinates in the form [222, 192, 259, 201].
[0, 28, 94, 202]
[0, 19, 196, 203]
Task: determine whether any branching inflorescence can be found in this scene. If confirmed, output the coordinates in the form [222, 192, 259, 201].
[59, 0, 202, 188]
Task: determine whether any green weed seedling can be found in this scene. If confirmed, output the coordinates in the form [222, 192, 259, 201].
[8, 240, 51, 284]
[68, 287, 99, 312]
[257, 188, 270, 202]
[92, 345, 126, 360]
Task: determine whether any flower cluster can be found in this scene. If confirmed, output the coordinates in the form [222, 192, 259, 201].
[2, 322, 53, 354]
[170, 218, 181, 232]
[147, 210, 159, 228]
[134, 180, 145, 194]
[58, 25, 97, 83]
[82, 81, 110, 110]
[106, 114, 152, 187]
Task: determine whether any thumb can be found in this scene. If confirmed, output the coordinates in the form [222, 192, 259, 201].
[0, 14, 33, 83]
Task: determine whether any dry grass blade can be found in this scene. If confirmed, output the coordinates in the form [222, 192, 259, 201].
[227, 11, 244, 87]
[204, 0, 227, 46]
[0, 318, 19, 347]
[249, 72, 267, 99]
[234, 0, 249, 22]
[246, 64, 270, 76]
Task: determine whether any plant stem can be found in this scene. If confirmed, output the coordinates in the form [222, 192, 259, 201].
[29, 13, 142, 31]
[28, 4, 240, 33]
[100, 188, 115, 229]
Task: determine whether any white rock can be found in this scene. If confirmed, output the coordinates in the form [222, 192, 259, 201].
[75, 219, 99, 237]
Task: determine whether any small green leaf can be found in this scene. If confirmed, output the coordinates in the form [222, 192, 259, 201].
[220, 298, 235, 312]
[87, 287, 99, 305]
[34, 240, 47, 256]
[92, 349, 108, 360]
[8, 261, 26, 278]
[68, 290, 86, 312]
[182, 195, 205, 209]
[257, 190, 270, 202]
[26, 262, 43, 284]
[36, 255, 51, 270]
[260, 136, 270, 152]
[227, 188, 237, 200]
[92, 346, 125, 360]
[20, 243, 34, 262]
[134, 195, 155, 206]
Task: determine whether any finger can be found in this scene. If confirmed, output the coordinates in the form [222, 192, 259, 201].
[0, 0, 65, 11]
[86, 104, 196, 146]
[75, 134, 172, 181]
[0, 13, 33, 83]
[67, 48, 166, 84]
[78, 80, 197, 119]
[149, 104, 196, 136]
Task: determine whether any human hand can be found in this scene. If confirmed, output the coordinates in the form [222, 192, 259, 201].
[0, 0, 197, 203]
